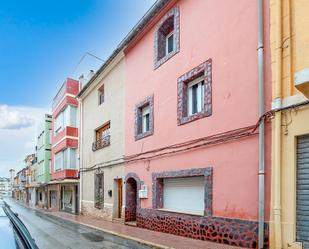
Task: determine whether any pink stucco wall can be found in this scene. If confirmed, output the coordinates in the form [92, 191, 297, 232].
[125, 0, 271, 221]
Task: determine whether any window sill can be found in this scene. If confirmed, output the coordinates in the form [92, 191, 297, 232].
[154, 49, 179, 70]
[157, 208, 204, 217]
[178, 110, 211, 126]
[135, 130, 154, 141]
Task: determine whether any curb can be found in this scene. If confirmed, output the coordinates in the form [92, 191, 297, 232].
[9, 199, 174, 249]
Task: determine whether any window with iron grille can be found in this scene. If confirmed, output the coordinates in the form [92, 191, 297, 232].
[94, 173, 104, 209]
[93, 122, 110, 151]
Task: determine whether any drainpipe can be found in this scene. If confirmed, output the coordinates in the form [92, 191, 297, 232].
[257, 0, 265, 248]
[273, 0, 282, 248]
[79, 98, 83, 214]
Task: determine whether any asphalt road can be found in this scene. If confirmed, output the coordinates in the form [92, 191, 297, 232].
[4, 198, 152, 249]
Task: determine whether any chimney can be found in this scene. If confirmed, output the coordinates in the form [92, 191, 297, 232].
[79, 74, 85, 88]
[87, 70, 95, 82]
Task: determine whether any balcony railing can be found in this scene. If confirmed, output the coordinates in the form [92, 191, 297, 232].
[92, 135, 110, 151]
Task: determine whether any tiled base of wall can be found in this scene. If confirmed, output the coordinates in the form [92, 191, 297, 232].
[136, 209, 269, 248]
[125, 208, 137, 222]
[82, 201, 125, 222]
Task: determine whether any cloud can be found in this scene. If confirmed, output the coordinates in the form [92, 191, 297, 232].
[24, 141, 35, 149]
[0, 105, 50, 177]
[0, 105, 35, 129]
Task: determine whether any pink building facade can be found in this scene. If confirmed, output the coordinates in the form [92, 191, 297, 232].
[124, 0, 271, 248]
[49, 78, 80, 214]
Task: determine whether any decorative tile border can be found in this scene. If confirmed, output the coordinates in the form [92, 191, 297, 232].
[177, 59, 212, 125]
[124, 169, 269, 248]
[154, 6, 180, 69]
[137, 209, 269, 248]
[134, 95, 154, 141]
[152, 167, 213, 216]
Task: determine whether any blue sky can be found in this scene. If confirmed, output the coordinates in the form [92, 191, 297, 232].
[0, 0, 155, 176]
[0, 0, 155, 107]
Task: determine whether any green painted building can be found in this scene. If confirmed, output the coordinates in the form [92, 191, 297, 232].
[36, 114, 52, 208]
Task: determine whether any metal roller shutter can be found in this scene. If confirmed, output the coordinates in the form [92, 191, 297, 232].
[297, 135, 309, 248]
[163, 176, 204, 215]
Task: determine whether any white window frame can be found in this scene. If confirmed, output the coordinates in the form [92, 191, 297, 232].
[54, 151, 63, 171]
[54, 105, 77, 135]
[165, 31, 174, 55]
[54, 148, 76, 172]
[187, 76, 205, 116]
[141, 105, 150, 133]
[54, 112, 64, 135]
[69, 148, 77, 169]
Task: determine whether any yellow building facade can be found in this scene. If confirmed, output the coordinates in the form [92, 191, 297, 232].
[270, 0, 309, 248]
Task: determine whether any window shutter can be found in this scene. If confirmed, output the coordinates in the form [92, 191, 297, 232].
[163, 176, 205, 215]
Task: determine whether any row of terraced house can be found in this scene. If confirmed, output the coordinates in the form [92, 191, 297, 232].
[10, 0, 309, 248]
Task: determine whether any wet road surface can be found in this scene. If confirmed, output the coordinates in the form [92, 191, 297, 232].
[4, 198, 152, 249]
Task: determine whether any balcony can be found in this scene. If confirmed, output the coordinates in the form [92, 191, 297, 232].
[51, 169, 78, 180]
[52, 78, 80, 110]
[53, 126, 78, 146]
[92, 135, 110, 151]
[295, 68, 309, 98]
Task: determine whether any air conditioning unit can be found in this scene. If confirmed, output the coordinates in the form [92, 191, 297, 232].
[138, 185, 148, 199]
[295, 68, 309, 98]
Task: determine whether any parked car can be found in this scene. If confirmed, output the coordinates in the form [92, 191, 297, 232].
[0, 200, 38, 249]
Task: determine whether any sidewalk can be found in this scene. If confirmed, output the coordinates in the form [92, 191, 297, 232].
[9, 198, 247, 249]
[33, 208, 247, 249]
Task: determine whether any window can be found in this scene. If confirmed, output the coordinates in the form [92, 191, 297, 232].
[49, 129, 52, 145]
[163, 177, 204, 215]
[187, 76, 205, 116]
[166, 31, 174, 55]
[54, 148, 77, 171]
[69, 106, 77, 127]
[54, 105, 77, 135]
[55, 112, 64, 135]
[93, 122, 110, 151]
[98, 85, 104, 105]
[154, 6, 180, 69]
[69, 148, 77, 169]
[177, 59, 212, 125]
[152, 167, 213, 217]
[135, 95, 154, 140]
[54, 151, 63, 171]
[95, 173, 104, 209]
[142, 105, 150, 133]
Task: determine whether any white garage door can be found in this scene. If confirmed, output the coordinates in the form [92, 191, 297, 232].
[163, 176, 204, 215]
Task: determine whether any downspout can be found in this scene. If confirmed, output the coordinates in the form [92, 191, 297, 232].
[257, 0, 265, 248]
[79, 98, 83, 214]
[273, 0, 282, 248]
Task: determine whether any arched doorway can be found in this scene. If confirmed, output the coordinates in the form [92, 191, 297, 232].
[125, 177, 137, 222]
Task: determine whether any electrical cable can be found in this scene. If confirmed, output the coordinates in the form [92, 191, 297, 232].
[80, 99, 309, 173]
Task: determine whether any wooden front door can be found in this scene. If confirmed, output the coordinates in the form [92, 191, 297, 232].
[117, 179, 123, 218]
